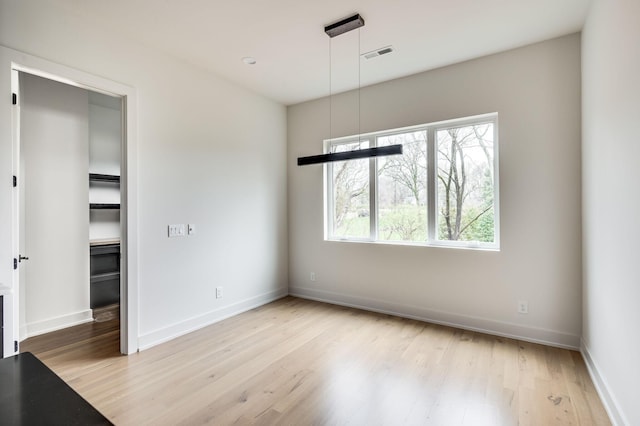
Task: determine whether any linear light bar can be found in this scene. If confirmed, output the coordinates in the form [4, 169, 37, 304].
[297, 144, 403, 166]
[324, 14, 365, 38]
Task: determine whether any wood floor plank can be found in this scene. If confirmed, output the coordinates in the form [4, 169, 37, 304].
[21, 296, 611, 425]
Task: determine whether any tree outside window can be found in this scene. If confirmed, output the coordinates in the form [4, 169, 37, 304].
[326, 114, 498, 249]
[436, 123, 495, 243]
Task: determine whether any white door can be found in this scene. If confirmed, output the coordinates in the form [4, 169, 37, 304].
[18, 72, 92, 340]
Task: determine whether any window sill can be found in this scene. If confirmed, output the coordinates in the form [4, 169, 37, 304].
[324, 238, 500, 252]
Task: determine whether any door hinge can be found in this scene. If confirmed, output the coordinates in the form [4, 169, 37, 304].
[14, 341, 18, 353]
[13, 258, 18, 270]
[12, 93, 17, 105]
[13, 175, 17, 187]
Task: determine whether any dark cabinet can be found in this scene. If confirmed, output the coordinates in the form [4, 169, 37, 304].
[90, 244, 120, 309]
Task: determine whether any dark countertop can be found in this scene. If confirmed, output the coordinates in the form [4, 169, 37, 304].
[0, 352, 112, 425]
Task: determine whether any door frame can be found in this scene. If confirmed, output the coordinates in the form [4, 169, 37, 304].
[0, 46, 139, 355]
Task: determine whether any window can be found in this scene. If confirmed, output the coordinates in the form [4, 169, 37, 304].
[330, 139, 371, 239]
[325, 113, 499, 249]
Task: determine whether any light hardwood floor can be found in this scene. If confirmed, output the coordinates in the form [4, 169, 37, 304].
[21, 297, 610, 425]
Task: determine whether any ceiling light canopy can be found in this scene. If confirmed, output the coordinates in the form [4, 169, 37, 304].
[324, 14, 365, 38]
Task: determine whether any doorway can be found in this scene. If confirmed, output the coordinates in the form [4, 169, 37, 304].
[17, 73, 122, 353]
[1, 45, 138, 356]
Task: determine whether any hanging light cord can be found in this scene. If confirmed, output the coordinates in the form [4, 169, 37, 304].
[329, 36, 333, 152]
[358, 26, 362, 146]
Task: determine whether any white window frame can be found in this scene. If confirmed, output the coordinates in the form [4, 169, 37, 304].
[324, 113, 500, 250]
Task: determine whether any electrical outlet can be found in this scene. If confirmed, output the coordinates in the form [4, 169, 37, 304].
[310, 272, 316, 282]
[517, 300, 528, 314]
[216, 286, 223, 299]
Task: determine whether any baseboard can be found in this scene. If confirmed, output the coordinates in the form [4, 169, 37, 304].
[24, 309, 94, 339]
[138, 288, 288, 351]
[581, 339, 627, 426]
[289, 286, 580, 350]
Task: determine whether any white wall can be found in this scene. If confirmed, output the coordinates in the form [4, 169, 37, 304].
[19, 73, 91, 337]
[288, 34, 583, 348]
[0, 0, 288, 350]
[581, 0, 640, 424]
[89, 95, 121, 242]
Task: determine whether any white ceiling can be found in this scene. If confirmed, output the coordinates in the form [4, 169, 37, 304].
[55, 0, 590, 105]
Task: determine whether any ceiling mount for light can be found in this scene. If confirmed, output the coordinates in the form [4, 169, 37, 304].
[297, 13, 403, 167]
[324, 14, 365, 38]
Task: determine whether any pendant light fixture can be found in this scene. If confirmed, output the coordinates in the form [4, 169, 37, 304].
[297, 13, 403, 166]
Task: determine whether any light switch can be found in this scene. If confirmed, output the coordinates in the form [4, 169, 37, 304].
[168, 224, 186, 237]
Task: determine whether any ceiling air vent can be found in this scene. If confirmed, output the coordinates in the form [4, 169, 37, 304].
[362, 46, 394, 60]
